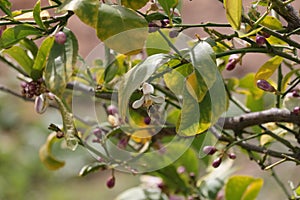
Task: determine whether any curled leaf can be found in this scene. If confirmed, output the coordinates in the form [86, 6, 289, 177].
[39, 132, 65, 170]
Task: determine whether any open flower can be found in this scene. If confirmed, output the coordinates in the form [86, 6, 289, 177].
[132, 82, 165, 109]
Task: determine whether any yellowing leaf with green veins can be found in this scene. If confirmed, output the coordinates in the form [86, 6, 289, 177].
[225, 175, 263, 200]
[39, 132, 65, 170]
[224, 0, 242, 30]
[260, 15, 283, 30]
[97, 4, 148, 54]
[58, 0, 99, 28]
[254, 56, 283, 83]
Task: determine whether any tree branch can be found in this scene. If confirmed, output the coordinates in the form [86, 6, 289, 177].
[218, 108, 300, 131]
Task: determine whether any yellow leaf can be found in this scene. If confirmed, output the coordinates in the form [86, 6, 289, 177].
[224, 0, 242, 30]
[255, 56, 283, 82]
[39, 132, 65, 170]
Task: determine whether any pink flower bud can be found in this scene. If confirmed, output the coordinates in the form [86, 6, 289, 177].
[212, 157, 222, 168]
[256, 35, 266, 46]
[106, 176, 115, 189]
[228, 153, 236, 159]
[55, 31, 67, 44]
[256, 79, 276, 92]
[34, 94, 48, 114]
[203, 146, 217, 155]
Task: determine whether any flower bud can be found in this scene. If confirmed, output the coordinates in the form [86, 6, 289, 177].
[144, 116, 151, 125]
[106, 176, 115, 189]
[203, 146, 217, 155]
[256, 35, 266, 46]
[34, 94, 48, 114]
[226, 54, 239, 71]
[148, 22, 159, 33]
[212, 157, 222, 168]
[176, 166, 186, 174]
[107, 104, 118, 115]
[55, 31, 67, 44]
[256, 79, 276, 92]
[292, 106, 300, 115]
[228, 153, 236, 159]
[169, 30, 179, 38]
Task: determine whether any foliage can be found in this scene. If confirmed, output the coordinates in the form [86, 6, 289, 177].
[0, 0, 300, 199]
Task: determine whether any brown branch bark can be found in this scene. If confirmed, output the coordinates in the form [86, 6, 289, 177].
[217, 108, 300, 131]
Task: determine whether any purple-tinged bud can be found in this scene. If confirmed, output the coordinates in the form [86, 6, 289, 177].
[292, 106, 300, 115]
[144, 116, 151, 125]
[55, 31, 67, 44]
[161, 19, 170, 27]
[117, 137, 128, 149]
[225, 60, 237, 71]
[169, 30, 179, 38]
[212, 157, 222, 168]
[292, 90, 300, 97]
[34, 94, 48, 114]
[256, 35, 266, 46]
[256, 79, 276, 92]
[226, 54, 239, 71]
[203, 146, 217, 155]
[106, 176, 115, 189]
[228, 153, 236, 159]
[176, 166, 186, 174]
[148, 22, 159, 33]
[107, 104, 118, 115]
[93, 128, 103, 139]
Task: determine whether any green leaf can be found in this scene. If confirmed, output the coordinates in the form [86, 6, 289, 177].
[39, 132, 65, 170]
[19, 38, 38, 58]
[158, 0, 178, 17]
[189, 41, 218, 100]
[45, 29, 78, 96]
[260, 15, 283, 30]
[146, 29, 172, 56]
[97, 4, 148, 54]
[121, 0, 149, 10]
[31, 36, 55, 80]
[118, 54, 169, 118]
[224, 0, 242, 30]
[225, 175, 263, 200]
[0, 0, 12, 17]
[255, 56, 283, 82]
[58, 0, 99, 28]
[33, 0, 46, 30]
[0, 24, 42, 49]
[3, 46, 33, 75]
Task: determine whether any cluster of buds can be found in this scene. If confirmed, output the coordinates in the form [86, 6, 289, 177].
[202, 146, 236, 168]
[225, 54, 240, 71]
[21, 79, 46, 98]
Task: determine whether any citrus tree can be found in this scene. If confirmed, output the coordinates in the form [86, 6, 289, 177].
[0, 0, 300, 199]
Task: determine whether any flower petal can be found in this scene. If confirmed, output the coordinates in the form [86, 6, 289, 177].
[151, 95, 165, 104]
[132, 97, 145, 109]
[142, 82, 154, 95]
